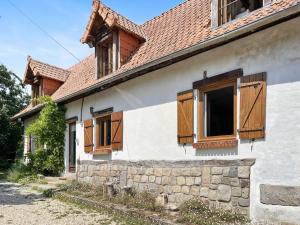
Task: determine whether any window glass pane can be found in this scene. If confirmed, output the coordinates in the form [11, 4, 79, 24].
[100, 120, 105, 146]
[97, 116, 112, 147]
[206, 86, 234, 136]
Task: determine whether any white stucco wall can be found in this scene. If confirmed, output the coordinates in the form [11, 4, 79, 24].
[62, 17, 300, 223]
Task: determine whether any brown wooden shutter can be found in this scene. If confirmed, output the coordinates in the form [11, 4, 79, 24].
[111, 111, 123, 151]
[177, 90, 194, 144]
[84, 119, 94, 153]
[239, 73, 267, 139]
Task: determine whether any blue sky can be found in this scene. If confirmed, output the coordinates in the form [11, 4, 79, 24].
[0, 0, 182, 80]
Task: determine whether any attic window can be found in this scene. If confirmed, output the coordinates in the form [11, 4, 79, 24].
[218, 0, 263, 25]
[96, 37, 113, 78]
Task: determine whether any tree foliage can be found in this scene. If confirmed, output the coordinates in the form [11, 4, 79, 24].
[0, 64, 30, 168]
[26, 96, 66, 175]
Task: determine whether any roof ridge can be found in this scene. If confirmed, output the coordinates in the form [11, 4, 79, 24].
[141, 0, 193, 27]
[100, 1, 141, 27]
[30, 57, 70, 72]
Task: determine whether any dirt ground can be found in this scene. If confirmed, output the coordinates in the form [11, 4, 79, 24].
[0, 180, 119, 225]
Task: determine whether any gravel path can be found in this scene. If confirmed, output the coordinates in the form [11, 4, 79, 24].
[0, 180, 118, 225]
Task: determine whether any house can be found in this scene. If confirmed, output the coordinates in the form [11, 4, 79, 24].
[13, 0, 300, 223]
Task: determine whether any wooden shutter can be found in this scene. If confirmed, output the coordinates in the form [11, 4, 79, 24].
[177, 90, 194, 144]
[111, 111, 123, 151]
[239, 73, 267, 139]
[84, 119, 94, 153]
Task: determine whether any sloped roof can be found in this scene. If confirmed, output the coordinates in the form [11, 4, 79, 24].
[23, 56, 70, 84]
[53, 0, 300, 101]
[81, 0, 146, 44]
[13, 0, 300, 120]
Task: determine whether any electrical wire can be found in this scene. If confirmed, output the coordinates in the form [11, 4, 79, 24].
[6, 0, 82, 63]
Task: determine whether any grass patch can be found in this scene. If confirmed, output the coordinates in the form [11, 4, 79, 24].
[6, 162, 33, 183]
[6, 162, 47, 185]
[55, 193, 154, 225]
[0, 170, 7, 180]
[31, 186, 54, 198]
[59, 181, 163, 212]
[177, 199, 249, 225]
[58, 181, 250, 225]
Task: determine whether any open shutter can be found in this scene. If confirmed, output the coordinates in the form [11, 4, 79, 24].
[84, 119, 94, 153]
[111, 111, 123, 151]
[177, 90, 194, 144]
[239, 73, 267, 139]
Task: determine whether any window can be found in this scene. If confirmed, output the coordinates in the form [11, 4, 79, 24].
[199, 81, 237, 141]
[218, 0, 263, 25]
[205, 86, 234, 137]
[95, 114, 112, 150]
[97, 38, 113, 78]
[32, 84, 40, 106]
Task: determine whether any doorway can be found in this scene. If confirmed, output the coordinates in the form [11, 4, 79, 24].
[69, 123, 76, 173]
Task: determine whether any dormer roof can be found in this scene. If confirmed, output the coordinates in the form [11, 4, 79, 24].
[23, 56, 70, 84]
[81, 0, 146, 44]
[13, 0, 300, 120]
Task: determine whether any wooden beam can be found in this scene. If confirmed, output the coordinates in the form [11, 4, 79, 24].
[193, 69, 243, 89]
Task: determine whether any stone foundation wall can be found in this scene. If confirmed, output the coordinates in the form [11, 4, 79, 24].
[77, 159, 255, 215]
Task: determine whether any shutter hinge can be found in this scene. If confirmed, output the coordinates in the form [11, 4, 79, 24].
[238, 127, 265, 132]
[178, 134, 195, 138]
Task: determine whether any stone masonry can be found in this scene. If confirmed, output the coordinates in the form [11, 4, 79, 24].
[77, 159, 255, 215]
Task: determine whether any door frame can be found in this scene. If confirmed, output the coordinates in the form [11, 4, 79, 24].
[68, 122, 76, 173]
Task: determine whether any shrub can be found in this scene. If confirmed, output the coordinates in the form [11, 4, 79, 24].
[7, 161, 33, 183]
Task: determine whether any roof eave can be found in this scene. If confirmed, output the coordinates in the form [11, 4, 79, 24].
[56, 4, 300, 104]
[14, 3, 300, 120]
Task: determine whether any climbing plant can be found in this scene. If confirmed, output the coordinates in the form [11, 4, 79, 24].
[26, 96, 66, 175]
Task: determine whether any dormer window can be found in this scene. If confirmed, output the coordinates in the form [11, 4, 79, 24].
[218, 0, 263, 25]
[81, 1, 145, 80]
[32, 82, 41, 106]
[97, 37, 113, 78]
[96, 29, 120, 79]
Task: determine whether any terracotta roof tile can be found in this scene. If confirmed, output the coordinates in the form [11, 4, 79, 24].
[52, 0, 299, 103]
[51, 54, 96, 100]
[24, 56, 70, 83]
[81, 0, 146, 43]
[15, 0, 300, 119]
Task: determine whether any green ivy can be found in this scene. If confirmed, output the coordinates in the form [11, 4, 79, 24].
[26, 96, 66, 175]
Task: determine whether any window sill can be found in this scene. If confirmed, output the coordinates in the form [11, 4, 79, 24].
[193, 137, 237, 149]
[93, 147, 112, 155]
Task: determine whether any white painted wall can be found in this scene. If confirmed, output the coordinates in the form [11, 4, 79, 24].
[61, 17, 300, 223]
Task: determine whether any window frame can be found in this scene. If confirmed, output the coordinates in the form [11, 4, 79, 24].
[218, 0, 264, 26]
[197, 79, 237, 143]
[95, 113, 112, 152]
[96, 36, 114, 79]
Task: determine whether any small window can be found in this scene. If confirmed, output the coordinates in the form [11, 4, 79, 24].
[95, 115, 112, 149]
[32, 84, 40, 106]
[198, 80, 237, 141]
[219, 0, 263, 25]
[205, 86, 234, 136]
[96, 38, 113, 78]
